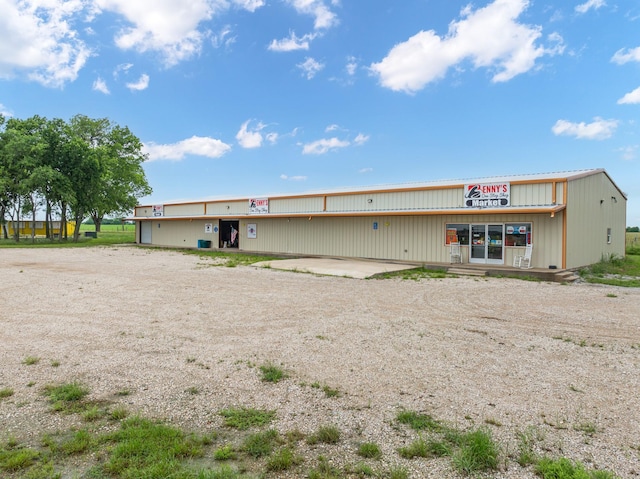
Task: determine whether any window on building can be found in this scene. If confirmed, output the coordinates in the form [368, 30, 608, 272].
[505, 223, 532, 246]
[445, 224, 470, 245]
[607, 228, 612, 244]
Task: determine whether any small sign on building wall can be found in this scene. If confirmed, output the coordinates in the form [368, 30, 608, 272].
[204, 223, 213, 233]
[152, 205, 164, 217]
[247, 223, 257, 239]
[249, 198, 269, 214]
[464, 183, 510, 207]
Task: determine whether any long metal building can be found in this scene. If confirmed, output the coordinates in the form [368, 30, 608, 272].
[133, 169, 627, 270]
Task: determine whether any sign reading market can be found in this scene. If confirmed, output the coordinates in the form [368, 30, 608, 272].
[464, 182, 510, 208]
[249, 197, 269, 214]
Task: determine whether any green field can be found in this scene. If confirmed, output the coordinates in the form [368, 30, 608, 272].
[0, 223, 135, 247]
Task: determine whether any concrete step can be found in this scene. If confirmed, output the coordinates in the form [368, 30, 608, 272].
[554, 270, 580, 283]
[447, 267, 486, 277]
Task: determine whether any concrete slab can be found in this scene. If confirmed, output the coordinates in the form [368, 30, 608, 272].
[252, 257, 418, 279]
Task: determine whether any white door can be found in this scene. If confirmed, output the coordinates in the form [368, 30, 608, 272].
[140, 221, 152, 244]
[469, 224, 504, 264]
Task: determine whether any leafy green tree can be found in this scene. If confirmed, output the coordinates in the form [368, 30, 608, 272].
[69, 115, 151, 233]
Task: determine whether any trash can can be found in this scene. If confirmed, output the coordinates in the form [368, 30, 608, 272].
[197, 240, 211, 248]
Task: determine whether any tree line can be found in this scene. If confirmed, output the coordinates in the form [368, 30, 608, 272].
[0, 114, 151, 241]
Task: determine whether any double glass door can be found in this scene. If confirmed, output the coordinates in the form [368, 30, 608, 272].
[470, 224, 504, 264]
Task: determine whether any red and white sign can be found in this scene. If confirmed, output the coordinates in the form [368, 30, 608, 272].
[152, 205, 164, 217]
[464, 183, 510, 208]
[249, 198, 269, 214]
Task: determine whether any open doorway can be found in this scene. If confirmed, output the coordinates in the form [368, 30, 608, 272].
[219, 220, 239, 249]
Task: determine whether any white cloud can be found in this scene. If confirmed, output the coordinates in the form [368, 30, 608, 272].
[92, 77, 110, 94]
[370, 0, 559, 93]
[325, 124, 340, 132]
[302, 137, 350, 154]
[232, 0, 265, 13]
[354, 133, 369, 145]
[298, 57, 324, 79]
[236, 120, 266, 148]
[268, 31, 316, 52]
[618, 86, 640, 104]
[346, 56, 358, 76]
[611, 47, 640, 65]
[551, 117, 619, 140]
[113, 63, 133, 78]
[285, 0, 338, 30]
[358, 167, 373, 174]
[94, 0, 221, 67]
[126, 73, 149, 91]
[575, 0, 606, 14]
[280, 174, 307, 181]
[212, 25, 236, 49]
[0, 103, 13, 117]
[266, 132, 279, 144]
[144, 136, 232, 161]
[0, 0, 91, 87]
[617, 145, 638, 161]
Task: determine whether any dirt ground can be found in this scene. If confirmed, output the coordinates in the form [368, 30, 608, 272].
[1, 246, 639, 478]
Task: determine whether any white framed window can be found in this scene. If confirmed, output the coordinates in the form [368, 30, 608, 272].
[607, 228, 612, 244]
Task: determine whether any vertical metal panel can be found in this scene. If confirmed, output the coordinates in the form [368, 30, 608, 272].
[510, 183, 553, 206]
[135, 206, 154, 217]
[566, 172, 626, 268]
[164, 204, 205, 216]
[269, 197, 324, 214]
[205, 201, 247, 216]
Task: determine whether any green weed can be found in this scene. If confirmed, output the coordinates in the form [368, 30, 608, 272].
[307, 425, 341, 445]
[535, 457, 618, 479]
[219, 407, 276, 430]
[451, 429, 499, 474]
[242, 429, 280, 458]
[0, 388, 14, 399]
[259, 363, 287, 383]
[266, 446, 303, 471]
[213, 444, 236, 461]
[23, 356, 40, 366]
[357, 442, 382, 459]
[396, 410, 443, 432]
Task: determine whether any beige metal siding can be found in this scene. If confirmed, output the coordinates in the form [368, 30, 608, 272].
[233, 213, 563, 267]
[206, 201, 248, 216]
[164, 203, 205, 216]
[268, 197, 325, 214]
[325, 188, 463, 212]
[565, 172, 627, 269]
[135, 206, 154, 217]
[510, 183, 553, 206]
[151, 220, 218, 248]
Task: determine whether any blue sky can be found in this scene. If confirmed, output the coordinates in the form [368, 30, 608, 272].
[1, 0, 639, 225]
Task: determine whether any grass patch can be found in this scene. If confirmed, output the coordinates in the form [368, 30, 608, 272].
[43, 382, 89, 413]
[0, 388, 14, 399]
[242, 429, 280, 458]
[213, 444, 236, 461]
[219, 407, 276, 430]
[307, 425, 341, 445]
[357, 442, 382, 459]
[99, 416, 206, 477]
[183, 249, 279, 268]
[396, 410, 444, 432]
[22, 356, 40, 366]
[265, 446, 302, 471]
[259, 363, 287, 383]
[451, 428, 499, 474]
[535, 457, 618, 479]
[375, 267, 451, 281]
[580, 254, 640, 287]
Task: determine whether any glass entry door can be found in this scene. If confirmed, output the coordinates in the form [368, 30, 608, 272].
[470, 224, 504, 264]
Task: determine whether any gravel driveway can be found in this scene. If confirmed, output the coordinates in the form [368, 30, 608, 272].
[1, 246, 639, 478]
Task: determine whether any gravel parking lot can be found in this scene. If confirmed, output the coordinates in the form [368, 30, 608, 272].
[1, 246, 639, 478]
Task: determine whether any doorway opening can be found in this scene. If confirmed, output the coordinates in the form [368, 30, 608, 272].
[219, 220, 239, 249]
[470, 224, 504, 264]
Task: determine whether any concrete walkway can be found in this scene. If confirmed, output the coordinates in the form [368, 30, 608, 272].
[252, 257, 418, 279]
